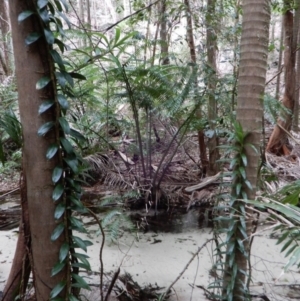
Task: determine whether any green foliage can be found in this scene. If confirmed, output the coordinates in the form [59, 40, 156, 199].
[210, 123, 252, 300]
[264, 93, 291, 124]
[98, 191, 139, 243]
[243, 198, 300, 271]
[0, 109, 22, 148]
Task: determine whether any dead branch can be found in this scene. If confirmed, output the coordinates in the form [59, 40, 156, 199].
[185, 172, 222, 192]
[160, 238, 214, 301]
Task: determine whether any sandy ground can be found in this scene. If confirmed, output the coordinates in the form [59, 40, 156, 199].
[1, 211, 300, 301]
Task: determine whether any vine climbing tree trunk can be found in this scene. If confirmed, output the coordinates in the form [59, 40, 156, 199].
[9, 1, 68, 300]
[267, 5, 296, 154]
[222, 0, 270, 299]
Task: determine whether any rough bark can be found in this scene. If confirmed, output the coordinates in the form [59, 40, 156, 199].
[293, 0, 300, 131]
[0, 0, 11, 76]
[160, 0, 169, 65]
[275, 16, 284, 100]
[222, 0, 270, 299]
[9, 1, 67, 300]
[206, 0, 219, 175]
[267, 9, 295, 154]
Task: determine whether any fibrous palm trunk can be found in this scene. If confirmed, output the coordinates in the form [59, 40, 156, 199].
[222, 0, 270, 299]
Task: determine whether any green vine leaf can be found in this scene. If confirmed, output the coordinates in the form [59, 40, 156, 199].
[69, 129, 85, 142]
[69, 72, 86, 80]
[68, 295, 80, 301]
[54, 38, 67, 52]
[236, 183, 242, 196]
[57, 94, 69, 110]
[52, 166, 63, 183]
[241, 153, 247, 167]
[50, 50, 65, 68]
[54, 202, 65, 219]
[46, 143, 59, 159]
[58, 11, 71, 29]
[60, 137, 74, 154]
[37, 121, 54, 136]
[53, 0, 63, 11]
[37, 0, 48, 9]
[36, 76, 51, 90]
[59, 117, 70, 134]
[51, 223, 65, 241]
[69, 195, 85, 211]
[72, 236, 88, 252]
[38, 7, 50, 24]
[64, 157, 78, 174]
[239, 166, 246, 180]
[51, 261, 66, 277]
[56, 71, 74, 87]
[58, 0, 69, 12]
[50, 280, 66, 299]
[38, 99, 54, 114]
[18, 10, 34, 22]
[244, 180, 252, 190]
[73, 253, 90, 268]
[25, 32, 42, 45]
[71, 262, 91, 271]
[52, 183, 64, 202]
[59, 243, 69, 262]
[68, 179, 81, 193]
[71, 273, 90, 290]
[44, 28, 55, 44]
[69, 217, 86, 233]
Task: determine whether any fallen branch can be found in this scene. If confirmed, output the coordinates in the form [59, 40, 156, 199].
[0, 187, 20, 200]
[185, 172, 222, 192]
[160, 238, 214, 301]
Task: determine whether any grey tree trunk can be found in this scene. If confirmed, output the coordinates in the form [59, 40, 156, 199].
[160, 0, 169, 65]
[206, 0, 219, 175]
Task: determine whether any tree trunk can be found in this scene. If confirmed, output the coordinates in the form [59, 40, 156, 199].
[222, 0, 270, 299]
[9, 1, 68, 300]
[0, 0, 11, 76]
[293, 0, 300, 131]
[184, 0, 208, 174]
[206, 0, 219, 175]
[160, 0, 169, 65]
[275, 15, 284, 100]
[231, 0, 240, 112]
[2, 175, 31, 301]
[267, 8, 295, 154]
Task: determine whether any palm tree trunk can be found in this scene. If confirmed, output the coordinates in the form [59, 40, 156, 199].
[222, 0, 271, 299]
